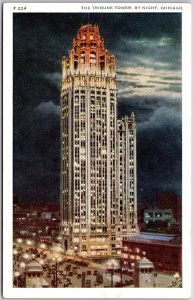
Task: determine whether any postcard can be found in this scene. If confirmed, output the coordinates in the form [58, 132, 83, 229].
[3, 2, 191, 298]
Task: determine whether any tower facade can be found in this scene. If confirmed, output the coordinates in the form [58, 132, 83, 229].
[60, 24, 137, 257]
[117, 114, 137, 227]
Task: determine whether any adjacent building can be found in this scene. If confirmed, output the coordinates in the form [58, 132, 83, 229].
[144, 208, 173, 223]
[60, 24, 138, 257]
[122, 233, 182, 273]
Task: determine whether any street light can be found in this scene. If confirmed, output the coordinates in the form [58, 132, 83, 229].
[16, 238, 23, 244]
[40, 243, 47, 250]
[111, 263, 114, 287]
[38, 258, 45, 266]
[74, 245, 78, 257]
[22, 253, 31, 260]
[20, 261, 26, 269]
[13, 249, 20, 266]
[14, 271, 20, 287]
[52, 245, 63, 254]
[19, 262, 27, 287]
[174, 272, 180, 286]
[107, 259, 118, 287]
[120, 252, 124, 285]
[26, 239, 33, 246]
[13, 249, 18, 256]
[52, 254, 62, 288]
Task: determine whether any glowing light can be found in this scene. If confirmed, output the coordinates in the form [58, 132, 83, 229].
[16, 238, 23, 244]
[52, 253, 62, 262]
[14, 271, 20, 277]
[52, 245, 63, 253]
[39, 259, 45, 265]
[26, 240, 33, 246]
[106, 259, 119, 269]
[40, 243, 46, 249]
[174, 273, 180, 279]
[57, 257, 62, 262]
[22, 253, 30, 260]
[13, 249, 18, 255]
[20, 262, 26, 268]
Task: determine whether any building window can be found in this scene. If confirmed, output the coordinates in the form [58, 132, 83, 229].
[81, 52, 85, 64]
[90, 52, 96, 66]
[155, 213, 162, 218]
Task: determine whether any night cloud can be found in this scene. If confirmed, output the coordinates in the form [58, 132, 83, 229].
[35, 101, 60, 115]
[44, 72, 61, 89]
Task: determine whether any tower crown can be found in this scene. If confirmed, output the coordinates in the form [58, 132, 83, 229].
[62, 24, 116, 77]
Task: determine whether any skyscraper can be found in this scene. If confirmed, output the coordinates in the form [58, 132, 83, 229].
[60, 24, 137, 257]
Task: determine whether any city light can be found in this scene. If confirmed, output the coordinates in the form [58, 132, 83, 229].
[106, 259, 119, 269]
[52, 253, 62, 262]
[13, 249, 18, 255]
[174, 272, 180, 282]
[31, 254, 36, 260]
[14, 271, 21, 288]
[20, 262, 26, 268]
[14, 271, 20, 277]
[38, 259, 45, 265]
[16, 238, 23, 244]
[40, 243, 47, 249]
[52, 245, 63, 253]
[26, 239, 33, 246]
[22, 253, 31, 260]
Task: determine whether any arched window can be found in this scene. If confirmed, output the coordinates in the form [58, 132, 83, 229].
[80, 52, 85, 64]
[90, 52, 96, 66]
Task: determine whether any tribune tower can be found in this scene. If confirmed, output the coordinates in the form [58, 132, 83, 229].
[60, 24, 137, 257]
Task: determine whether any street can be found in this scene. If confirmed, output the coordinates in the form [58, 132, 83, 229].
[13, 243, 180, 288]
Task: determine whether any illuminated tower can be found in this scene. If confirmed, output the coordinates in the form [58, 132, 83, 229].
[60, 24, 137, 257]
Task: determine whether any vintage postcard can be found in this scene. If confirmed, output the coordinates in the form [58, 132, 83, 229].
[3, 2, 191, 298]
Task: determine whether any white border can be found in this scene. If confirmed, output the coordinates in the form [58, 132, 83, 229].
[3, 3, 191, 298]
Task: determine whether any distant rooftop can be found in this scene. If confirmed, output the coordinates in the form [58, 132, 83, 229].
[139, 233, 174, 241]
[135, 257, 154, 269]
[127, 232, 179, 245]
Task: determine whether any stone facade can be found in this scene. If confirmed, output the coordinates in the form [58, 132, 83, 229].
[60, 24, 137, 257]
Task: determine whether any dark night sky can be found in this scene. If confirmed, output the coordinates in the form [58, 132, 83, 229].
[13, 13, 182, 203]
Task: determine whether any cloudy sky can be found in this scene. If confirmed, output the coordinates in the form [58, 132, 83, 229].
[13, 13, 182, 203]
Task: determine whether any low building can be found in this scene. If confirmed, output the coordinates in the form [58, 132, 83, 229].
[122, 233, 181, 274]
[25, 260, 49, 288]
[144, 208, 173, 223]
[134, 256, 155, 288]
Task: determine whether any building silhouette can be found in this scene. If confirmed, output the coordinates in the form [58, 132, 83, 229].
[60, 24, 137, 257]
